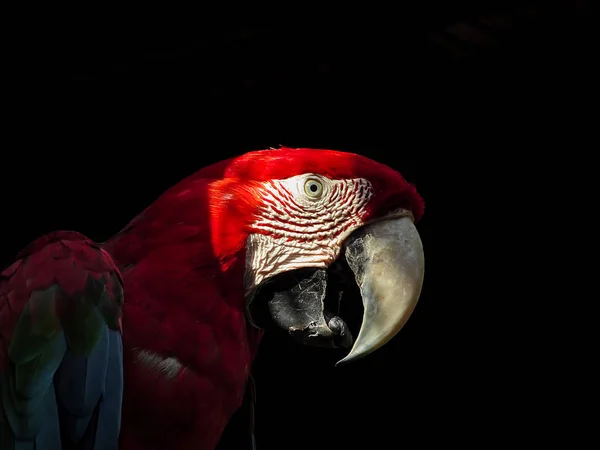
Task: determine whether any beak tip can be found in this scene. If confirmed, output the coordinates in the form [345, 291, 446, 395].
[335, 355, 362, 367]
[335, 357, 350, 367]
[335, 347, 366, 366]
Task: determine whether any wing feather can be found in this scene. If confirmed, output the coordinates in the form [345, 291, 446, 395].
[0, 231, 124, 450]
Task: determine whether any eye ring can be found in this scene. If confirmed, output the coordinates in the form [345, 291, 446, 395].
[303, 178, 324, 198]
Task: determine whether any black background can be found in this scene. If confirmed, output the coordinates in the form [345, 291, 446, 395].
[3, 1, 593, 448]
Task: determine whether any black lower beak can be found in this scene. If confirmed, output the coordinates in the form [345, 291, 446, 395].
[248, 268, 353, 349]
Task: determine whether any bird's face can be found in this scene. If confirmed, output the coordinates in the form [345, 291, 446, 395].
[210, 148, 425, 364]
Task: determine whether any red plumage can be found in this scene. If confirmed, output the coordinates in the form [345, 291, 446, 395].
[0, 148, 424, 449]
[0, 231, 123, 369]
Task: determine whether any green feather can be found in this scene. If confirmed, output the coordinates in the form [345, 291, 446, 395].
[8, 287, 60, 365]
[14, 334, 66, 401]
[87, 275, 122, 331]
[62, 296, 105, 356]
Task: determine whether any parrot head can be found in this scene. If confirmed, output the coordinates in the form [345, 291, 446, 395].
[199, 147, 425, 364]
[137, 147, 425, 365]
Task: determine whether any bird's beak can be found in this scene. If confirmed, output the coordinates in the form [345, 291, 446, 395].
[336, 216, 425, 364]
[247, 216, 425, 364]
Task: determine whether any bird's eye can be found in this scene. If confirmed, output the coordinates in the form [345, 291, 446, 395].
[304, 178, 324, 198]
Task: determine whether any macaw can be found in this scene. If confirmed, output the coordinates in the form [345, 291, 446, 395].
[0, 147, 425, 450]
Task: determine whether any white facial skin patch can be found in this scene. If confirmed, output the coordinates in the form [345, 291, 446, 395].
[244, 173, 373, 293]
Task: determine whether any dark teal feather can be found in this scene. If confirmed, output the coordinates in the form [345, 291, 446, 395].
[1, 269, 124, 450]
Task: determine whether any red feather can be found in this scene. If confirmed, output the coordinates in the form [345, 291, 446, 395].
[0, 231, 123, 371]
[2, 148, 423, 449]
